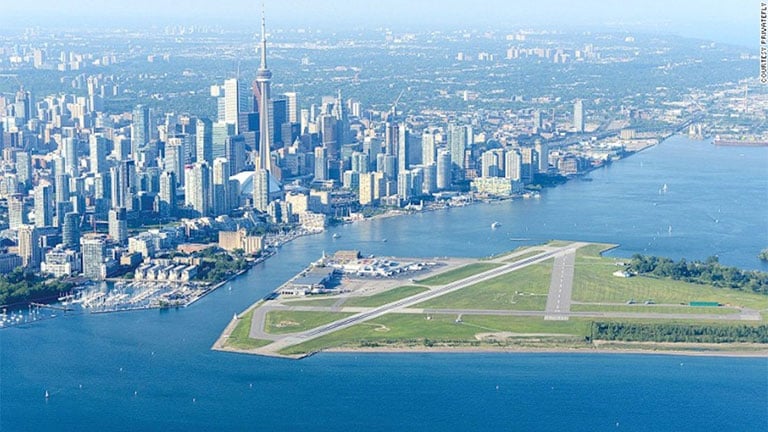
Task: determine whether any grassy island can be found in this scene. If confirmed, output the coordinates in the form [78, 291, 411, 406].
[213, 241, 768, 359]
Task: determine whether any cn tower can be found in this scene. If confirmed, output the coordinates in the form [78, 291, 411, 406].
[255, 10, 273, 173]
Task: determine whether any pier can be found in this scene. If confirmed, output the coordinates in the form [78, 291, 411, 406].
[30, 302, 74, 312]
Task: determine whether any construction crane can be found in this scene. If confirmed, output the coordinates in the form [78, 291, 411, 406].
[388, 88, 405, 120]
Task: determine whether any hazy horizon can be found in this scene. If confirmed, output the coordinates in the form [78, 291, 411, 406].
[2, 0, 760, 47]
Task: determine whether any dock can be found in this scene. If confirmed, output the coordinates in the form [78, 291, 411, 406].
[30, 302, 74, 312]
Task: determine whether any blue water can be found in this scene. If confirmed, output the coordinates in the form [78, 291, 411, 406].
[1, 136, 767, 431]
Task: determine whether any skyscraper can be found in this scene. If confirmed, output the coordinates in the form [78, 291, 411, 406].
[62, 137, 78, 176]
[505, 149, 522, 182]
[574, 99, 584, 133]
[195, 117, 213, 165]
[185, 162, 210, 217]
[131, 105, 150, 159]
[18, 224, 41, 269]
[422, 163, 437, 195]
[81, 234, 106, 280]
[8, 193, 24, 230]
[108, 208, 127, 244]
[164, 140, 185, 186]
[15, 151, 31, 192]
[90, 135, 108, 175]
[535, 140, 549, 173]
[283, 91, 298, 123]
[55, 173, 70, 204]
[224, 135, 246, 176]
[212, 157, 230, 216]
[314, 146, 328, 181]
[520, 147, 538, 184]
[481, 150, 503, 177]
[350, 151, 369, 174]
[34, 182, 54, 227]
[272, 97, 288, 147]
[447, 124, 468, 171]
[252, 168, 269, 212]
[421, 129, 437, 166]
[212, 121, 235, 161]
[158, 171, 176, 217]
[62, 212, 81, 249]
[318, 114, 338, 161]
[436, 150, 452, 190]
[110, 160, 136, 211]
[396, 126, 410, 174]
[223, 78, 250, 134]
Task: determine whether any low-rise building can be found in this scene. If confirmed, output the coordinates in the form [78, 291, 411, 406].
[218, 229, 264, 255]
[41, 247, 81, 277]
[471, 177, 524, 196]
[0, 253, 22, 274]
[280, 267, 337, 296]
[298, 212, 327, 232]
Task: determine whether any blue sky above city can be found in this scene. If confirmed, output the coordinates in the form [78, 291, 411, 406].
[5, 0, 759, 46]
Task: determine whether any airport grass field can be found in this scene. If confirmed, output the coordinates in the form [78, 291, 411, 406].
[225, 308, 272, 350]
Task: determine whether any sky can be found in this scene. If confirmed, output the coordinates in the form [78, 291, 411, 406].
[4, 0, 760, 47]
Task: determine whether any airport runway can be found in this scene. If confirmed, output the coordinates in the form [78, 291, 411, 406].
[544, 249, 576, 320]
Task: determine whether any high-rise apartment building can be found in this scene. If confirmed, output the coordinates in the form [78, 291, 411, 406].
[18, 224, 41, 269]
[62, 212, 81, 249]
[195, 117, 213, 165]
[8, 193, 24, 229]
[212, 157, 230, 216]
[34, 182, 54, 227]
[185, 162, 210, 217]
[108, 208, 128, 244]
[158, 171, 176, 217]
[81, 234, 107, 280]
[574, 99, 584, 133]
[131, 104, 150, 158]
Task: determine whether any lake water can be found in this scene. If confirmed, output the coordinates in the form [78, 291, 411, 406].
[1, 136, 766, 431]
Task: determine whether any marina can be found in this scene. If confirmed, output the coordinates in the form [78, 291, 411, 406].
[0, 279, 230, 327]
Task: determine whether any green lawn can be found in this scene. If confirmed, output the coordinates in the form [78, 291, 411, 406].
[504, 250, 545, 263]
[282, 297, 341, 307]
[482, 245, 536, 260]
[416, 263, 502, 286]
[265, 310, 354, 335]
[572, 249, 768, 311]
[415, 260, 553, 310]
[575, 243, 618, 257]
[343, 285, 429, 307]
[279, 313, 591, 355]
[547, 240, 574, 247]
[570, 304, 742, 315]
[225, 309, 273, 350]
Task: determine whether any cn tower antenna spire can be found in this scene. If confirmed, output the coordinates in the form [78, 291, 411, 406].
[260, 5, 268, 70]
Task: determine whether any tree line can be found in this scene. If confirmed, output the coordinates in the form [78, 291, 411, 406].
[591, 321, 768, 344]
[627, 254, 768, 295]
[196, 248, 250, 283]
[0, 268, 75, 307]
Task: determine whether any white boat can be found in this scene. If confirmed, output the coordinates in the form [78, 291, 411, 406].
[491, 222, 501, 229]
[332, 233, 341, 239]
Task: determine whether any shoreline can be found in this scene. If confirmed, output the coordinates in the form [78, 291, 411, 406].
[321, 344, 768, 359]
